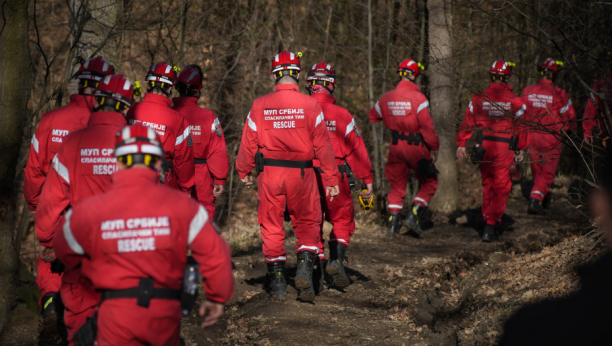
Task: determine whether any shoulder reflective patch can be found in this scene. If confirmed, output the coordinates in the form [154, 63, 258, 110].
[417, 100, 429, 114]
[63, 209, 85, 255]
[315, 112, 325, 127]
[374, 101, 383, 118]
[469, 101, 474, 114]
[215, 124, 222, 137]
[354, 125, 361, 137]
[345, 119, 356, 136]
[247, 112, 257, 132]
[560, 99, 572, 114]
[515, 104, 526, 117]
[31, 134, 39, 153]
[52, 155, 70, 183]
[187, 135, 193, 147]
[211, 118, 220, 132]
[188, 205, 209, 245]
[176, 126, 191, 146]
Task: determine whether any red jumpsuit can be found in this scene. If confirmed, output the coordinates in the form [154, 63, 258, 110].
[368, 80, 440, 214]
[522, 79, 576, 201]
[35, 111, 127, 344]
[126, 93, 195, 192]
[311, 93, 373, 259]
[236, 84, 339, 263]
[583, 76, 612, 142]
[172, 97, 229, 217]
[24, 94, 94, 303]
[456, 83, 527, 226]
[53, 168, 234, 346]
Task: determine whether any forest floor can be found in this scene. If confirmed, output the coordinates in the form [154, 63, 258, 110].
[1, 162, 597, 346]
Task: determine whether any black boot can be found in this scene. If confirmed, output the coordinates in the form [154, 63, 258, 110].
[542, 193, 552, 209]
[481, 224, 498, 242]
[528, 198, 548, 215]
[327, 242, 350, 288]
[267, 262, 288, 300]
[295, 251, 317, 302]
[404, 205, 425, 238]
[40, 292, 68, 345]
[313, 257, 326, 293]
[388, 214, 401, 236]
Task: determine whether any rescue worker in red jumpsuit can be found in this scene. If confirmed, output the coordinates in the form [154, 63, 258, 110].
[126, 62, 194, 192]
[368, 58, 440, 237]
[54, 124, 234, 346]
[583, 53, 612, 146]
[456, 60, 528, 242]
[35, 74, 134, 344]
[236, 50, 340, 302]
[24, 56, 114, 320]
[305, 62, 374, 289]
[172, 64, 229, 217]
[522, 59, 576, 215]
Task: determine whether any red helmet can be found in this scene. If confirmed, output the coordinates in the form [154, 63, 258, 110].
[176, 64, 204, 91]
[75, 56, 114, 84]
[93, 74, 134, 110]
[306, 62, 336, 94]
[539, 58, 561, 71]
[490, 59, 514, 77]
[397, 59, 423, 76]
[145, 62, 176, 86]
[271, 50, 302, 74]
[115, 124, 164, 166]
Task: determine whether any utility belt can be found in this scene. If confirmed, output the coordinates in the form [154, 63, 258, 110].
[160, 157, 173, 183]
[391, 132, 423, 146]
[470, 132, 518, 164]
[314, 162, 356, 190]
[100, 279, 181, 308]
[255, 152, 313, 178]
[194, 158, 208, 164]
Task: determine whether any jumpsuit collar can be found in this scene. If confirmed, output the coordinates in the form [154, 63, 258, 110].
[87, 111, 128, 127]
[172, 96, 198, 107]
[274, 84, 299, 92]
[538, 79, 554, 85]
[70, 94, 95, 110]
[112, 168, 159, 188]
[396, 79, 421, 92]
[144, 93, 172, 107]
[311, 93, 337, 104]
[488, 82, 513, 92]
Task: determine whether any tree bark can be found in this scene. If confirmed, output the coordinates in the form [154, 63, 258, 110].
[367, 0, 383, 195]
[0, 0, 32, 332]
[427, 0, 458, 212]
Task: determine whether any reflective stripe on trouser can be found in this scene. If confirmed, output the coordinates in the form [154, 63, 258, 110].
[60, 274, 99, 345]
[191, 163, 216, 217]
[315, 172, 355, 259]
[529, 140, 561, 202]
[96, 299, 181, 346]
[385, 141, 438, 214]
[36, 257, 62, 306]
[258, 167, 321, 263]
[480, 141, 514, 226]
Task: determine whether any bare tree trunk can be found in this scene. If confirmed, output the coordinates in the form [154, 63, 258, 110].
[70, 0, 122, 94]
[0, 0, 32, 332]
[367, 0, 383, 194]
[427, 0, 458, 212]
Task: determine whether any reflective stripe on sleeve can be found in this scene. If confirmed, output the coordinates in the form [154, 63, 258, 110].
[188, 205, 209, 245]
[31, 134, 39, 153]
[560, 99, 572, 114]
[175, 126, 191, 146]
[417, 100, 429, 114]
[315, 112, 325, 127]
[52, 155, 70, 184]
[247, 112, 257, 132]
[345, 119, 356, 136]
[63, 209, 84, 255]
[374, 101, 383, 118]
[469, 101, 474, 114]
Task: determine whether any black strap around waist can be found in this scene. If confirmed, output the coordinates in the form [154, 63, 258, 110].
[263, 158, 313, 169]
[392, 132, 423, 145]
[314, 165, 347, 174]
[102, 287, 181, 301]
[194, 158, 207, 164]
[481, 135, 513, 144]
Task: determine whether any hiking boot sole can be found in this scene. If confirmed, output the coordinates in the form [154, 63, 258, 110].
[326, 264, 349, 288]
[298, 288, 315, 302]
[294, 275, 311, 290]
[404, 219, 424, 238]
[528, 207, 548, 216]
[269, 292, 287, 301]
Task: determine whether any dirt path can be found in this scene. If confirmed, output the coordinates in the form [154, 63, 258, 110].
[182, 190, 587, 346]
